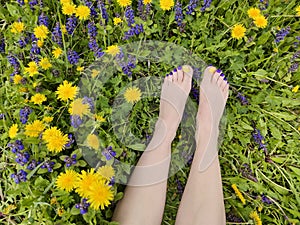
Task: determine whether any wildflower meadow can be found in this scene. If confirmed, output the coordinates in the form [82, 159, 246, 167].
[0, 0, 300, 224]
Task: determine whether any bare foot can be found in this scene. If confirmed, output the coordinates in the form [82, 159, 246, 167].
[195, 66, 229, 171]
[155, 65, 193, 142]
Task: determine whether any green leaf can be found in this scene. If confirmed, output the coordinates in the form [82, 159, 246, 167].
[6, 3, 20, 18]
[127, 143, 146, 151]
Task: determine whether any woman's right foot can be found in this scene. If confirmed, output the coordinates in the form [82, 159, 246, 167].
[195, 66, 229, 171]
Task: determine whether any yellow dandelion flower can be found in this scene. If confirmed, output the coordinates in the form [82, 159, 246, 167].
[39, 57, 52, 70]
[86, 134, 100, 150]
[231, 24, 246, 39]
[57, 207, 64, 216]
[91, 69, 99, 78]
[231, 184, 246, 204]
[254, 15, 268, 28]
[56, 170, 78, 192]
[34, 25, 49, 40]
[43, 116, 54, 123]
[98, 165, 115, 180]
[143, 0, 151, 4]
[50, 197, 58, 205]
[247, 7, 261, 19]
[9, 124, 18, 139]
[31, 93, 47, 105]
[68, 98, 90, 118]
[95, 114, 106, 122]
[43, 127, 69, 153]
[24, 61, 38, 77]
[60, 0, 71, 5]
[13, 75, 22, 84]
[11, 21, 25, 34]
[106, 45, 120, 56]
[24, 120, 45, 137]
[61, 25, 67, 34]
[292, 85, 299, 93]
[52, 47, 63, 59]
[75, 169, 103, 198]
[3, 204, 17, 215]
[86, 179, 114, 210]
[113, 17, 122, 25]
[159, 0, 174, 10]
[37, 40, 44, 48]
[32, 82, 38, 88]
[62, 3, 76, 15]
[77, 66, 84, 72]
[273, 48, 278, 53]
[76, 5, 90, 20]
[117, 0, 131, 7]
[250, 211, 262, 225]
[124, 87, 142, 104]
[19, 87, 28, 92]
[56, 80, 78, 101]
[296, 6, 300, 16]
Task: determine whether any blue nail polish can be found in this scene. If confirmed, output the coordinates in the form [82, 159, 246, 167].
[170, 72, 173, 75]
[173, 68, 177, 72]
[220, 73, 225, 77]
[208, 64, 212, 66]
[166, 73, 169, 77]
[224, 77, 227, 81]
[178, 66, 182, 70]
[227, 81, 229, 84]
[216, 69, 222, 73]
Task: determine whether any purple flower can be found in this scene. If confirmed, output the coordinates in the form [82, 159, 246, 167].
[85, 1, 98, 18]
[252, 128, 268, 155]
[201, 0, 212, 12]
[261, 194, 272, 204]
[175, 1, 184, 27]
[237, 92, 249, 105]
[29, 0, 38, 10]
[102, 146, 116, 160]
[19, 106, 32, 124]
[8, 140, 24, 154]
[65, 134, 75, 148]
[17, 0, 25, 6]
[125, 6, 135, 27]
[70, 115, 83, 128]
[275, 26, 290, 43]
[67, 49, 80, 65]
[41, 161, 55, 172]
[27, 159, 40, 170]
[15, 152, 30, 166]
[186, 0, 199, 15]
[123, 24, 144, 40]
[75, 198, 90, 214]
[116, 50, 137, 76]
[11, 169, 27, 184]
[87, 21, 98, 38]
[38, 12, 49, 27]
[176, 178, 184, 195]
[52, 23, 63, 46]
[289, 62, 299, 73]
[0, 113, 4, 119]
[82, 96, 94, 111]
[7, 54, 20, 70]
[97, 0, 108, 22]
[66, 16, 77, 35]
[64, 154, 77, 167]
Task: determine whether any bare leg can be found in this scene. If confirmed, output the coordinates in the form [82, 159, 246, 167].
[113, 66, 193, 225]
[175, 66, 229, 225]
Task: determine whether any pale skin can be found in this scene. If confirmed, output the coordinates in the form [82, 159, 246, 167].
[112, 65, 229, 225]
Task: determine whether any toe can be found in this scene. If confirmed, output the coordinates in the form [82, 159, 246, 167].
[213, 69, 222, 84]
[182, 65, 193, 81]
[177, 66, 183, 82]
[220, 79, 228, 90]
[167, 73, 172, 82]
[172, 70, 178, 82]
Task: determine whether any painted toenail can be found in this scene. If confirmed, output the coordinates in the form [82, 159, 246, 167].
[166, 73, 169, 76]
[209, 67, 216, 73]
[173, 68, 177, 72]
[182, 65, 191, 73]
[224, 77, 227, 81]
[170, 72, 173, 75]
[220, 73, 225, 77]
[178, 66, 182, 70]
[216, 69, 222, 73]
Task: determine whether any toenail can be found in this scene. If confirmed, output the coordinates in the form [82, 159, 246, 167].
[216, 69, 222, 73]
[227, 81, 229, 84]
[209, 67, 216, 73]
[173, 68, 177, 72]
[182, 65, 191, 73]
[170, 72, 173, 75]
[166, 73, 169, 77]
[178, 66, 182, 70]
[224, 77, 227, 81]
[220, 73, 225, 77]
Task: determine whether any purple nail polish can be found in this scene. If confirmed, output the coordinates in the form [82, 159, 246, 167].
[216, 69, 222, 73]
[208, 64, 212, 66]
[220, 73, 225, 77]
[173, 68, 177, 72]
[178, 66, 182, 70]
[227, 81, 229, 84]
[170, 72, 173, 75]
[224, 77, 227, 81]
[166, 73, 169, 77]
